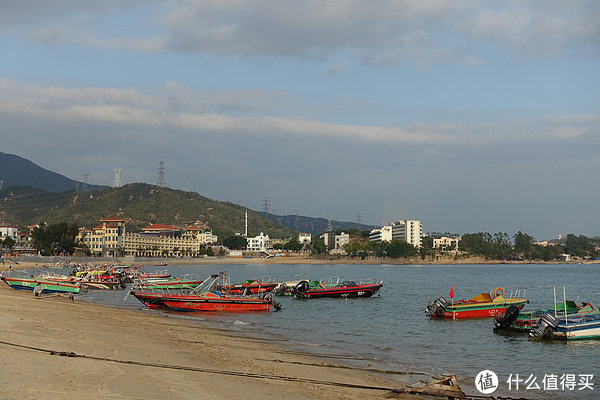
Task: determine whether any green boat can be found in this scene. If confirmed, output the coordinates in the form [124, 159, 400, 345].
[1, 270, 86, 295]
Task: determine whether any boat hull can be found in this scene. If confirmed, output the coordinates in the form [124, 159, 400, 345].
[553, 317, 600, 340]
[1, 277, 83, 294]
[441, 299, 529, 319]
[296, 283, 382, 299]
[162, 297, 272, 312]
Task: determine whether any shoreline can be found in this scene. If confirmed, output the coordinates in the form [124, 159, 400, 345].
[4, 254, 599, 271]
[0, 265, 433, 400]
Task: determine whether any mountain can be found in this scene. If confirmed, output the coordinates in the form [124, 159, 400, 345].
[0, 152, 376, 236]
[0, 151, 106, 192]
[0, 183, 300, 239]
[262, 213, 377, 235]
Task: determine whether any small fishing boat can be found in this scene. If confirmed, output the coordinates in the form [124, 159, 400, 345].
[1, 270, 86, 295]
[493, 299, 598, 333]
[132, 274, 203, 290]
[292, 277, 383, 299]
[529, 290, 600, 340]
[224, 276, 279, 295]
[39, 271, 127, 290]
[129, 272, 281, 312]
[426, 287, 528, 319]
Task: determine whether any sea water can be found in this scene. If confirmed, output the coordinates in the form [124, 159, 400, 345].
[69, 263, 599, 399]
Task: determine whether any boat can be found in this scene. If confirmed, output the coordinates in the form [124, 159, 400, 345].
[529, 290, 600, 340]
[129, 272, 281, 312]
[1, 270, 87, 295]
[224, 276, 279, 295]
[425, 287, 528, 319]
[291, 277, 383, 299]
[493, 299, 598, 332]
[38, 270, 127, 290]
[132, 274, 203, 290]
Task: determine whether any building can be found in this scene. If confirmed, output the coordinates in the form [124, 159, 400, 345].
[319, 232, 350, 251]
[0, 224, 19, 241]
[247, 232, 270, 252]
[298, 233, 311, 243]
[433, 236, 461, 252]
[79, 217, 218, 257]
[369, 220, 422, 248]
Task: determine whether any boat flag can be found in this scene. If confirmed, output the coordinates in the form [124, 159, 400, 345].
[291, 269, 293, 279]
[450, 285, 454, 299]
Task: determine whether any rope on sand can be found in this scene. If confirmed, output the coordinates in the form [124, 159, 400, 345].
[0, 340, 394, 392]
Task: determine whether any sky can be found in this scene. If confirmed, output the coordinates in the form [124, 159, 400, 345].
[1, 1, 599, 240]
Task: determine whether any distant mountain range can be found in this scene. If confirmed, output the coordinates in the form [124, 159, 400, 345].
[0, 151, 376, 235]
[0, 151, 106, 192]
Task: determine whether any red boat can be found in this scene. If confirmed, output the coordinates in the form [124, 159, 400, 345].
[129, 272, 281, 312]
[225, 277, 279, 294]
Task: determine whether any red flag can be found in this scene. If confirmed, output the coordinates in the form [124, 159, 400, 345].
[291, 269, 293, 279]
[450, 285, 454, 299]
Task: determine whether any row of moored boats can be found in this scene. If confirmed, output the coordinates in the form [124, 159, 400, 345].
[425, 286, 600, 340]
[1, 266, 384, 313]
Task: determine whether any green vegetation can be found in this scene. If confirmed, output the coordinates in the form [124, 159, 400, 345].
[0, 183, 297, 240]
[344, 239, 418, 259]
[30, 222, 80, 256]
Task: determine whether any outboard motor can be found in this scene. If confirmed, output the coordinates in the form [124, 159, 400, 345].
[425, 297, 448, 317]
[493, 305, 520, 332]
[294, 280, 310, 294]
[273, 283, 287, 296]
[530, 313, 560, 339]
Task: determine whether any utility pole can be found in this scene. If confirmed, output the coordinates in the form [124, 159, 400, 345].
[157, 161, 166, 187]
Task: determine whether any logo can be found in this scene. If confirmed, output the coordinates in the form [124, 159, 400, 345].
[475, 370, 498, 394]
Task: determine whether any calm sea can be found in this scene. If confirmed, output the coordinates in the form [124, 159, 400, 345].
[56, 263, 599, 399]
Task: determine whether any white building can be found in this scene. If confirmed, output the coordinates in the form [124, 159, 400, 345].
[0, 225, 19, 241]
[433, 236, 461, 251]
[247, 232, 270, 251]
[298, 233, 312, 243]
[369, 220, 422, 248]
[319, 232, 350, 250]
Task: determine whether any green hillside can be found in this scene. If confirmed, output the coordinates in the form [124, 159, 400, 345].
[0, 183, 297, 240]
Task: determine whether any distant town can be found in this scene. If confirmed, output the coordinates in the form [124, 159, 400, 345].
[2, 215, 599, 264]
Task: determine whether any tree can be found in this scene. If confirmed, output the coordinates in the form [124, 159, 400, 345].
[30, 222, 80, 256]
[223, 235, 248, 250]
[384, 239, 418, 258]
[565, 234, 594, 258]
[1, 236, 17, 254]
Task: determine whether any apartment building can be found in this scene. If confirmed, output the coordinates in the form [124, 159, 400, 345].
[369, 220, 422, 248]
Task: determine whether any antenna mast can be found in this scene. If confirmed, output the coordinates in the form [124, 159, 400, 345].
[157, 161, 166, 187]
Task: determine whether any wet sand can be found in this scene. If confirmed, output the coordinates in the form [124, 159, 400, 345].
[0, 265, 427, 400]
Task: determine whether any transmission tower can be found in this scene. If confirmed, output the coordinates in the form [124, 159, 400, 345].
[113, 168, 122, 188]
[356, 213, 362, 225]
[262, 197, 270, 216]
[81, 174, 89, 192]
[326, 214, 333, 232]
[157, 161, 166, 187]
[0, 180, 3, 190]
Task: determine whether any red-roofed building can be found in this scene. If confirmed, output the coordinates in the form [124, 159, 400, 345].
[78, 217, 218, 257]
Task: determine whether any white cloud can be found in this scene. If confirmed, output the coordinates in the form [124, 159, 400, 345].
[1, 79, 597, 147]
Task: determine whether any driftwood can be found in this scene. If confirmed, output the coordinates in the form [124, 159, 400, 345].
[387, 374, 466, 399]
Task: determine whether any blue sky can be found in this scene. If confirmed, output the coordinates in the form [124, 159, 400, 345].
[1, 1, 599, 240]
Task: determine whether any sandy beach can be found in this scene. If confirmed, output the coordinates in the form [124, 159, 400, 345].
[0, 263, 439, 400]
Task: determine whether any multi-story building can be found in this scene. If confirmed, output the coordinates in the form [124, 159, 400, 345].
[298, 233, 311, 244]
[433, 236, 461, 252]
[79, 217, 218, 257]
[369, 220, 422, 248]
[319, 232, 350, 251]
[247, 232, 270, 252]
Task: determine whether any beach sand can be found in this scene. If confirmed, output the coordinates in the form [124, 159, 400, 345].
[0, 264, 435, 400]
